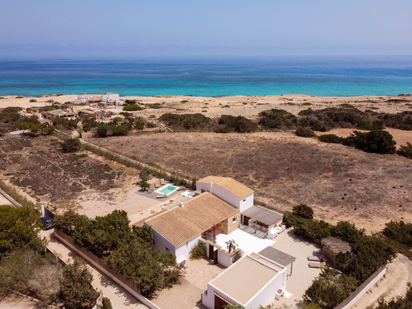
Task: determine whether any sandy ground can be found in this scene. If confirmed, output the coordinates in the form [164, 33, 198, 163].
[90, 131, 412, 235]
[1, 94, 411, 119]
[354, 254, 412, 308]
[0, 194, 12, 206]
[0, 295, 38, 309]
[41, 229, 148, 309]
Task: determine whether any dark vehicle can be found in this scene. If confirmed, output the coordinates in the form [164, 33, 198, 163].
[40, 216, 54, 230]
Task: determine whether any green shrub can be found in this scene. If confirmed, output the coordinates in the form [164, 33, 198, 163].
[112, 125, 129, 136]
[318, 134, 344, 143]
[215, 115, 258, 133]
[357, 119, 385, 130]
[397, 142, 412, 159]
[190, 242, 206, 259]
[113, 117, 123, 123]
[78, 154, 88, 158]
[15, 96, 24, 99]
[102, 297, 113, 309]
[160, 113, 211, 131]
[295, 126, 316, 137]
[29, 99, 37, 102]
[259, 109, 297, 129]
[96, 124, 109, 137]
[343, 130, 396, 154]
[61, 138, 81, 152]
[123, 105, 142, 111]
[384, 221, 412, 247]
[125, 99, 137, 105]
[134, 117, 145, 130]
[293, 204, 314, 219]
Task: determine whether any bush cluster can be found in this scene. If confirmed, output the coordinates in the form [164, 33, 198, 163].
[61, 138, 81, 152]
[318, 134, 344, 143]
[292, 204, 314, 219]
[319, 130, 397, 154]
[342, 130, 396, 154]
[284, 208, 396, 309]
[215, 115, 258, 133]
[259, 106, 412, 132]
[295, 126, 316, 137]
[160, 113, 211, 131]
[258, 109, 297, 129]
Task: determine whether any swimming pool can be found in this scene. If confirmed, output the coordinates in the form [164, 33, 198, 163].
[155, 184, 179, 196]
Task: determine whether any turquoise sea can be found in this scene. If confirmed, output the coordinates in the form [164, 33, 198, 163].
[0, 56, 411, 97]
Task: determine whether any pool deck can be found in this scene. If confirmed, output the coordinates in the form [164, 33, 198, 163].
[155, 184, 180, 196]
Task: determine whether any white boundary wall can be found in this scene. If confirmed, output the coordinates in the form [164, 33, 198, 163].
[335, 265, 387, 309]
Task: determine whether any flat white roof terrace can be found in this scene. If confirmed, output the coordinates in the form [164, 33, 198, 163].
[210, 254, 284, 306]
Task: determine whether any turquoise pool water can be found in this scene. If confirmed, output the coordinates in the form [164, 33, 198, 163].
[156, 184, 178, 196]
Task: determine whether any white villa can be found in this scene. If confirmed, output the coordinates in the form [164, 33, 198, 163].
[143, 176, 292, 309]
[145, 176, 285, 264]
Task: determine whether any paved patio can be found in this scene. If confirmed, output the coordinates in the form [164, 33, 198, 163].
[152, 257, 226, 309]
[215, 228, 275, 255]
[271, 229, 323, 308]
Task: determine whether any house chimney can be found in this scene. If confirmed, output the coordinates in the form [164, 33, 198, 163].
[210, 182, 213, 194]
[179, 203, 184, 208]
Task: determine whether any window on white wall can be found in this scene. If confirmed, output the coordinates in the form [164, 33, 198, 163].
[243, 199, 246, 202]
[232, 217, 237, 223]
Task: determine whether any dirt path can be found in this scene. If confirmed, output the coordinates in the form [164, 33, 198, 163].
[353, 254, 412, 308]
[40, 230, 148, 309]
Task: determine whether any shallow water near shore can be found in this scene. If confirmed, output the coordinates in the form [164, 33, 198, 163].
[1, 56, 412, 97]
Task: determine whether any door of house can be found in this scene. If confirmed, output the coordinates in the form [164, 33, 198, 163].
[214, 294, 229, 309]
[209, 244, 214, 259]
[213, 248, 218, 265]
[243, 215, 250, 225]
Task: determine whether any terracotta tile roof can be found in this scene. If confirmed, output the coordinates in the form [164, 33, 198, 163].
[197, 176, 254, 199]
[145, 192, 239, 247]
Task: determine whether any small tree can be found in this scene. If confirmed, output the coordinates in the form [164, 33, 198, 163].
[96, 124, 109, 137]
[140, 181, 150, 191]
[190, 178, 198, 190]
[102, 297, 113, 309]
[225, 239, 238, 253]
[293, 204, 314, 219]
[61, 138, 81, 152]
[60, 257, 99, 309]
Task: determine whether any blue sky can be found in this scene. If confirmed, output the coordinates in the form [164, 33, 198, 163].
[1, 0, 412, 58]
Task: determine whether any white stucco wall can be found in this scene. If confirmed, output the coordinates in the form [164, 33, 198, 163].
[196, 182, 254, 212]
[145, 222, 176, 256]
[175, 235, 201, 263]
[240, 193, 254, 212]
[245, 270, 287, 309]
[217, 249, 232, 268]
